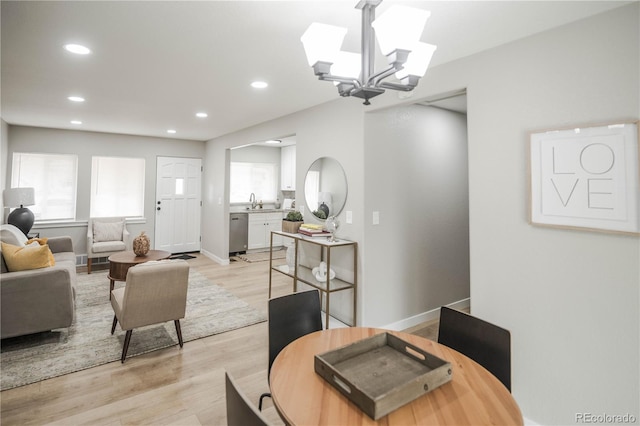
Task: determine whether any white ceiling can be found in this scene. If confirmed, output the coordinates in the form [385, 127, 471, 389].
[1, 1, 629, 142]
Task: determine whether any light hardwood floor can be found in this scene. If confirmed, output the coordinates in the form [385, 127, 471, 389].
[0, 253, 438, 426]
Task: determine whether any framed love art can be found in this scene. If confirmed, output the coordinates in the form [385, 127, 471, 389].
[528, 121, 639, 235]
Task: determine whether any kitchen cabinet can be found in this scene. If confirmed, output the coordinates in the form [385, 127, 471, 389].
[248, 212, 283, 250]
[281, 145, 296, 190]
[268, 231, 357, 328]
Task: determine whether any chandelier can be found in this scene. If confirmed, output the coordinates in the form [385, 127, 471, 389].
[301, 0, 436, 105]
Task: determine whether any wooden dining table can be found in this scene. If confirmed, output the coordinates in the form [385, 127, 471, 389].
[270, 327, 523, 425]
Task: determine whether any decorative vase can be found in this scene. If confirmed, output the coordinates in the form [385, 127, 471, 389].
[285, 242, 296, 273]
[133, 231, 150, 256]
[325, 216, 340, 242]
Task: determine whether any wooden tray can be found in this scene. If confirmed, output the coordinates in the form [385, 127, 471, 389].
[314, 332, 452, 420]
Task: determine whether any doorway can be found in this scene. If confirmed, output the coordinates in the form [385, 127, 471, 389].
[155, 156, 202, 254]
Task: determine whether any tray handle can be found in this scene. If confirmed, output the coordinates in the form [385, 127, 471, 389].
[315, 355, 375, 416]
[404, 344, 426, 362]
[332, 374, 352, 394]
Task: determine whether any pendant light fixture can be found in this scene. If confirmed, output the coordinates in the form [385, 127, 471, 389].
[301, 0, 436, 105]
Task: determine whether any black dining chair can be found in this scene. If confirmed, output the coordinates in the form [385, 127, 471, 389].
[437, 306, 512, 392]
[258, 289, 323, 411]
[225, 371, 270, 426]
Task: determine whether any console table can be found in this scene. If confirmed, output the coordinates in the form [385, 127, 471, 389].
[268, 231, 357, 328]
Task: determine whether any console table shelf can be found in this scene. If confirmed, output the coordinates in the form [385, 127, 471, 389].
[269, 231, 357, 328]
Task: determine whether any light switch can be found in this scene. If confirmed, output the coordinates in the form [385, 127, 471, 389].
[373, 211, 380, 225]
[346, 211, 353, 224]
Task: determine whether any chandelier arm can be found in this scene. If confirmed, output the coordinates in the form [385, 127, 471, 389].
[319, 74, 362, 88]
[379, 81, 418, 92]
[368, 65, 401, 87]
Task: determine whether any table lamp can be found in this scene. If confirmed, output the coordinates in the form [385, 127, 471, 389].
[3, 187, 35, 236]
[318, 192, 333, 217]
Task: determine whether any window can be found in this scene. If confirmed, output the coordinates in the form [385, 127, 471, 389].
[230, 162, 277, 203]
[305, 170, 320, 210]
[11, 152, 78, 221]
[90, 156, 145, 218]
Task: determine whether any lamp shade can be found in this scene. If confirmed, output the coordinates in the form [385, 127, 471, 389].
[372, 6, 430, 56]
[396, 42, 437, 79]
[3, 187, 35, 208]
[330, 51, 361, 80]
[301, 23, 347, 66]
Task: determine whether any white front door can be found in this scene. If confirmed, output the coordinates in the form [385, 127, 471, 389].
[155, 156, 202, 254]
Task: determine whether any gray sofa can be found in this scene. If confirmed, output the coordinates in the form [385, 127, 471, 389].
[1, 224, 76, 339]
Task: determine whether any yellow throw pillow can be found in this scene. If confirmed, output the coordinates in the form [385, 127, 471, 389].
[27, 237, 49, 246]
[1, 242, 55, 272]
[26, 238, 56, 266]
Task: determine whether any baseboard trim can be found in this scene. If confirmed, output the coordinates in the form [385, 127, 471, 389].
[381, 298, 471, 331]
[201, 249, 229, 265]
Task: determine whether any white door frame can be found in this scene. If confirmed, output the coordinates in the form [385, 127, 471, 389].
[155, 156, 202, 254]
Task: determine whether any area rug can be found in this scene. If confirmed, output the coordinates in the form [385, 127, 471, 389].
[170, 253, 197, 260]
[0, 269, 266, 391]
[238, 249, 286, 263]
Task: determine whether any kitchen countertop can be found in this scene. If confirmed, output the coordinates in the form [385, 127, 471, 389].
[229, 208, 293, 214]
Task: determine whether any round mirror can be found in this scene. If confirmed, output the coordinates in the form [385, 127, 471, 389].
[304, 157, 348, 220]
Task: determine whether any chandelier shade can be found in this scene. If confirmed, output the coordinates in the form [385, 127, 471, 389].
[395, 42, 437, 80]
[301, 0, 436, 105]
[371, 6, 430, 56]
[331, 51, 362, 81]
[300, 23, 347, 67]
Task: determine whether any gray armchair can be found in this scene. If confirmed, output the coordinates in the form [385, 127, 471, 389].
[110, 259, 190, 362]
[86, 217, 130, 273]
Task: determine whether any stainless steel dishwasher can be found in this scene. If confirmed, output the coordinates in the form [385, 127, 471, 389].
[229, 212, 248, 255]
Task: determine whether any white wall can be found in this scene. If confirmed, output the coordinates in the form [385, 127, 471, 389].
[363, 105, 470, 328]
[417, 4, 637, 424]
[6, 126, 205, 255]
[202, 100, 365, 266]
[1, 119, 8, 216]
[203, 4, 639, 424]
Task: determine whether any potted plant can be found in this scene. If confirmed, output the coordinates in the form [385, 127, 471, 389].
[312, 209, 327, 220]
[282, 210, 303, 234]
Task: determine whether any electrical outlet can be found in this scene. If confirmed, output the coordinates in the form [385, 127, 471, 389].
[373, 211, 380, 225]
[346, 211, 353, 224]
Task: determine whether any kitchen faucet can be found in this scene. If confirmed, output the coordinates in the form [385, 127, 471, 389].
[249, 193, 257, 209]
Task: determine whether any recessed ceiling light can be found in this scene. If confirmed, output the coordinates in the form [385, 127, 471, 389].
[167, 129, 177, 134]
[70, 120, 82, 125]
[251, 81, 268, 89]
[64, 44, 91, 55]
[265, 139, 282, 144]
[196, 112, 208, 118]
[68, 96, 85, 102]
